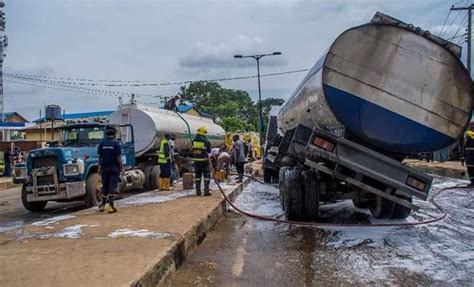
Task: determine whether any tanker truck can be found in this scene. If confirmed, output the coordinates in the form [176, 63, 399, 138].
[263, 12, 472, 221]
[17, 101, 225, 211]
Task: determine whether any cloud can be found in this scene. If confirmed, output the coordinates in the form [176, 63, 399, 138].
[179, 35, 287, 70]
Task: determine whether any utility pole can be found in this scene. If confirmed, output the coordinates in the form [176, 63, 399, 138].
[451, 4, 474, 74]
[0, 1, 7, 142]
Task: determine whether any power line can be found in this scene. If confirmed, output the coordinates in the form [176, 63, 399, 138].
[442, 3, 465, 37]
[4, 68, 309, 87]
[449, 12, 468, 40]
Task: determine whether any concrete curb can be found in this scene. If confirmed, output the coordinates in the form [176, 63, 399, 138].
[131, 178, 251, 287]
[0, 181, 20, 191]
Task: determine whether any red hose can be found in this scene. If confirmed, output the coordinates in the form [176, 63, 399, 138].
[210, 159, 468, 227]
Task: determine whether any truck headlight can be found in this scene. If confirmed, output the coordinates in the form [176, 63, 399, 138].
[63, 163, 81, 176]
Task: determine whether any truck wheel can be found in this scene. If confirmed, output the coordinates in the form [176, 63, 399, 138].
[21, 185, 47, 212]
[391, 196, 412, 219]
[302, 170, 320, 220]
[284, 169, 305, 221]
[278, 166, 290, 210]
[368, 194, 395, 219]
[142, 165, 154, 191]
[84, 173, 102, 208]
[351, 188, 369, 209]
[149, 166, 161, 191]
[263, 167, 273, 183]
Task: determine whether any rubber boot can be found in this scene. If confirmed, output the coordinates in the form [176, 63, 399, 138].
[158, 178, 164, 191]
[105, 194, 117, 213]
[203, 179, 211, 196]
[98, 195, 107, 212]
[195, 180, 201, 196]
[167, 178, 174, 191]
[162, 178, 171, 191]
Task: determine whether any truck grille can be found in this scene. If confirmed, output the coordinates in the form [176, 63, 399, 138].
[36, 175, 55, 186]
[33, 156, 57, 169]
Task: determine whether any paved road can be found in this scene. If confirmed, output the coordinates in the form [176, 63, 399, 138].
[166, 178, 473, 286]
[0, 187, 85, 230]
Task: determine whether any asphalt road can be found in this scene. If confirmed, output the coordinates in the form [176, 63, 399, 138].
[166, 178, 474, 286]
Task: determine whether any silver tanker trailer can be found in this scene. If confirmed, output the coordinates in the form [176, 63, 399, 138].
[264, 12, 473, 221]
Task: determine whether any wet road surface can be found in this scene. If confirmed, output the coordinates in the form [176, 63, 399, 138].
[166, 177, 474, 286]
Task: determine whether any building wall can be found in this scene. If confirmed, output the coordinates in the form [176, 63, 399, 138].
[7, 114, 28, 123]
[25, 130, 61, 142]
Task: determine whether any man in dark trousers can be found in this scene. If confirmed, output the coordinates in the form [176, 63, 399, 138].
[463, 122, 474, 186]
[193, 126, 211, 196]
[232, 134, 246, 183]
[4, 148, 11, 177]
[98, 126, 123, 213]
[158, 134, 172, 190]
[164, 95, 180, 112]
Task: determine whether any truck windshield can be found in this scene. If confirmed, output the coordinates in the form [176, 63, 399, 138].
[62, 127, 105, 146]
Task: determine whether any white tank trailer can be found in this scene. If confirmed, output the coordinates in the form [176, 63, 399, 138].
[264, 12, 473, 221]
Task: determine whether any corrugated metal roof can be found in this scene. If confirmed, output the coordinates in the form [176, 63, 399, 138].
[34, 110, 114, 122]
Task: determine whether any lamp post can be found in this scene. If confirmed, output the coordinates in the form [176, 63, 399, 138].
[234, 52, 282, 141]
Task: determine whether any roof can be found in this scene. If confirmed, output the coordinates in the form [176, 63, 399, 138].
[2, 112, 29, 123]
[34, 110, 114, 122]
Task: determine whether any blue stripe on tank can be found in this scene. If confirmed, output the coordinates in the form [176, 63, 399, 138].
[323, 84, 455, 153]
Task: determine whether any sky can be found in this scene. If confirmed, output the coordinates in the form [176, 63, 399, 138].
[2, 0, 467, 121]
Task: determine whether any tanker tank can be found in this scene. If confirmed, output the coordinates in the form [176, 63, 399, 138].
[109, 104, 226, 156]
[278, 12, 473, 154]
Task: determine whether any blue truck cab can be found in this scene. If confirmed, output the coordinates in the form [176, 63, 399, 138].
[19, 123, 138, 212]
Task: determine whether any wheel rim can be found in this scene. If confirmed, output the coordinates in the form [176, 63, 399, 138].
[95, 179, 103, 204]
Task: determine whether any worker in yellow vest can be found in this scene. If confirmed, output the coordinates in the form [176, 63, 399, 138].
[158, 134, 172, 190]
[463, 122, 474, 186]
[193, 126, 212, 196]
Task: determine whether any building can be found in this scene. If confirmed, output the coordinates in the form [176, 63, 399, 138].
[178, 105, 213, 119]
[25, 110, 114, 142]
[0, 112, 30, 142]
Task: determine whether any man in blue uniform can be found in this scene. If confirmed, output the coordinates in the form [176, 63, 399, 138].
[98, 126, 123, 213]
[158, 134, 172, 190]
[193, 126, 212, 196]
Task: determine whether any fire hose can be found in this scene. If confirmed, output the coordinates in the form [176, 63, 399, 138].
[209, 158, 470, 227]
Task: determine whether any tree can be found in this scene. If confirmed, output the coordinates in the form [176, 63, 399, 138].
[179, 81, 258, 132]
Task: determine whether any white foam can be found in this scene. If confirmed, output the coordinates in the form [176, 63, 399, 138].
[107, 229, 173, 239]
[31, 215, 76, 226]
[0, 220, 24, 233]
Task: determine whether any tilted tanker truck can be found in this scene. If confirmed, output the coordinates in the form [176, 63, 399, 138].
[263, 12, 473, 221]
[17, 101, 225, 211]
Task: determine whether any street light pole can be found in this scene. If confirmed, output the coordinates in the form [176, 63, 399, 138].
[234, 52, 282, 142]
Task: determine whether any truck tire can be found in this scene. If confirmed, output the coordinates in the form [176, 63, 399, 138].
[302, 170, 320, 220]
[84, 173, 102, 208]
[142, 165, 154, 191]
[284, 169, 305, 221]
[368, 194, 395, 219]
[391, 196, 412, 219]
[21, 185, 47, 212]
[351, 188, 369, 209]
[263, 167, 273, 183]
[149, 166, 161, 191]
[278, 166, 290, 210]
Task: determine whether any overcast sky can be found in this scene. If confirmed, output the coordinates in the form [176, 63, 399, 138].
[3, 0, 466, 120]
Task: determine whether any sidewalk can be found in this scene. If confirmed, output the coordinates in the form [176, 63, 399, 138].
[404, 159, 467, 179]
[0, 179, 250, 287]
[0, 176, 19, 191]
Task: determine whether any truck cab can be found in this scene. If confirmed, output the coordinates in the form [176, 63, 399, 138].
[18, 123, 136, 212]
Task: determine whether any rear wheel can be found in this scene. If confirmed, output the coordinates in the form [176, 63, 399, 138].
[84, 173, 102, 208]
[391, 196, 412, 219]
[21, 184, 47, 212]
[278, 166, 290, 210]
[283, 169, 305, 221]
[351, 187, 370, 209]
[149, 166, 161, 191]
[302, 170, 320, 220]
[368, 192, 395, 219]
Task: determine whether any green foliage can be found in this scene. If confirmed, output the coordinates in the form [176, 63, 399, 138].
[179, 81, 285, 133]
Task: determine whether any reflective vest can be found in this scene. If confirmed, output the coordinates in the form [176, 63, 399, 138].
[193, 139, 208, 162]
[465, 131, 474, 165]
[158, 139, 170, 164]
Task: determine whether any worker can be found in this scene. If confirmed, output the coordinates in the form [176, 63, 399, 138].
[169, 134, 178, 187]
[193, 126, 212, 196]
[158, 134, 172, 190]
[164, 95, 180, 112]
[232, 134, 246, 183]
[98, 126, 123, 213]
[463, 122, 474, 186]
[4, 148, 10, 177]
[217, 149, 231, 179]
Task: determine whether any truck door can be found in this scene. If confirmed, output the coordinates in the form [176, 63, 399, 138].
[117, 124, 135, 168]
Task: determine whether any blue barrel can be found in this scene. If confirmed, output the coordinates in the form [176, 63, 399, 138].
[278, 13, 472, 154]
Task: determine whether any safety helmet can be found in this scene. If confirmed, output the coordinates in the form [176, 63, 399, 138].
[197, 126, 208, 135]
